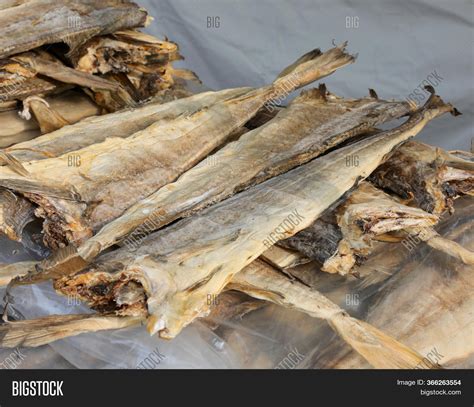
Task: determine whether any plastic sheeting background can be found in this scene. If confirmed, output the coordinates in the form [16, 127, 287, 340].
[1, 197, 473, 368]
[141, 0, 473, 151]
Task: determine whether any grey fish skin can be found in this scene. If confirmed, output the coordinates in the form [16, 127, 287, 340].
[4, 88, 251, 163]
[52, 89, 456, 340]
[281, 142, 474, 273]
[77, 87, 412, 262]
[279, 217, 342, 265]
[0, 0, 148, 59]
[0, 43, 355, 248]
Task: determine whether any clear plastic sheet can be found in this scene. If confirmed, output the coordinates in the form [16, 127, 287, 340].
[0, 196, 472, 369]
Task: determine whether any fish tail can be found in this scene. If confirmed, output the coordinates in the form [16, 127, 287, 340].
[328, 313, 436, 369]
[439, 149, 474, 171]
[275, 48, 323, 79]
[421, 85, 460, 116]
[273, 42, 355, 91]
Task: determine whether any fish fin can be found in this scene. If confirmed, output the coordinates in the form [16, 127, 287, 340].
[329, 314, 439, 369]
[4, 147, 56, 159]
[275, 48, 323, 79]
[170, 68, 202, 84]
[422, 86, 460, 116]
[0, 151, 29, 177]
[47, 245, 91, 273]
[292, 82, 333, 103]
[369, 88, 379, 99]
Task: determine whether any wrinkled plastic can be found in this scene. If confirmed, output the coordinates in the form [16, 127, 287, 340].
[0, 197, 472, 368]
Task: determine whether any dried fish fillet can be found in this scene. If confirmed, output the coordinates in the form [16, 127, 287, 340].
[46, 84, 411, 274]
[4, 88, 249, 162]
[330, 182, 474, 269]
[370, 140, 474, 214]
[282, 181, 474, 275]
[329, 214, 474, 368]
[0, 44, 355, 248]
[11, 50, 134, 110]
[35, 89, 456, 341]
[0, 252, 427, 368]
[0, 0, 148, 59]
[0, 314, 143, 348]
[229, 260, 429, 369]
[73, 30, 187, 100]
[45, 258, 429, 368]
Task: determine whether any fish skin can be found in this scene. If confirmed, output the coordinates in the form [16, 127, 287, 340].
[0, 314, 143, 348]
[0, 44, 355, 248]
[0, 0, 148, 59]
[54, 89, 456, 339]
[0, 189, 35, 241]
[77, 87, 411, 262]
[4, 88, 251, 163]
[281, 142, 474, 274]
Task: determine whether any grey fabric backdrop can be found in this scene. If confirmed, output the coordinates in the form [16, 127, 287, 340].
[141, 0, 473, 151]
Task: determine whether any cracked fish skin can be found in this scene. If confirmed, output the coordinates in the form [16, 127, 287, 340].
[75, 86, 411, 264]
[0, 44, 355, 248]
[45, 89, 456, 341]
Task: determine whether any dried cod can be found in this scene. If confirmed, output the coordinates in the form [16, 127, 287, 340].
[0, 0, 198, 137]
[327, 210, 474, 368]
[0, 0, 148, 59]
[0, 44, 355, 248]
[3, 88, 250, 162]
[0, 257, 429, 368]
[0, 90, 100, 147]
[370, 140, 474, 214]
[281, 178, 474, 276]
[229, 260, 430, 369]
[24, 89, 456, 343]
[39, 84, 412, 277]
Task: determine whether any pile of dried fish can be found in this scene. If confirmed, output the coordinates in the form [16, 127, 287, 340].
[0, 11, 472, 369]
[0, 0, 195, 147]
